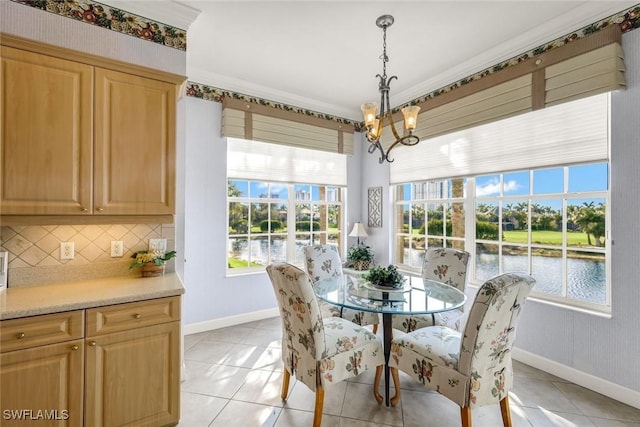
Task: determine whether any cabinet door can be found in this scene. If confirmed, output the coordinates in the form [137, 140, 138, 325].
[94, 68, 176, 215]
[0, 46, 93, 215]
[0, 339, 84, 427]
[85, 321, 180, 427]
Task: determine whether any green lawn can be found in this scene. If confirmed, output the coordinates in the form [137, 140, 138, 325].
[228, 257, 262, 268]
[503, 230, 591, 245]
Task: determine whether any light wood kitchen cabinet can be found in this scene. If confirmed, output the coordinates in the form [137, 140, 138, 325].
[0, 296, 181, 427]
[0, 46, 93, 216]
[94, 68, 175, 215]
[0, 311, 85, 427]
[84, 297, 181, 427]
[0, 35, 183, 224]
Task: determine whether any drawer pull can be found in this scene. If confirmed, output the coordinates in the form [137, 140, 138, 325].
[71, 345, 79, 351]
[16, 332, 25, 339]
[88, 341, 97, 346]
[133, 313, 142, 319]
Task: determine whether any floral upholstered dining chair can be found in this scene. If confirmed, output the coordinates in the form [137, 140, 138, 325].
[389, 272, 535, 426]
[304, 244, 379, 332]
[392, 247, 470, 333]
[266, 263, 384, 427]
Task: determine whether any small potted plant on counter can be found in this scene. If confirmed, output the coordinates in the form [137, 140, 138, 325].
[130, 250, 176, 277]
[363, 265, 405, 289]
[347, 244, 375, 271]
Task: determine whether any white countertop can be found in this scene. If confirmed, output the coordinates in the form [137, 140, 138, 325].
[0, 273, 185, 320]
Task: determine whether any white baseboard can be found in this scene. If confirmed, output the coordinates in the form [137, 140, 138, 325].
[183, 307, 280, 336]
[512, 347, 640, 410]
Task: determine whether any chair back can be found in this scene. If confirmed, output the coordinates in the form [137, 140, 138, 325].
[422, 247, 469, 297]
[266, 263, 326, 390]
[457, 272, 535, 408]
[304, 244, 344, 283]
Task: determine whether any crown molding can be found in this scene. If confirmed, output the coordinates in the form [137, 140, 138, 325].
[97, 0, 201, 30]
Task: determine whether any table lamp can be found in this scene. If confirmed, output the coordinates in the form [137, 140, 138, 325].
[349, 222, 368, 246]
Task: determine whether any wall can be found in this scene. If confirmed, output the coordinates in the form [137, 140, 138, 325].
[514, 27, 640, 395]
[0, 1, 187, 285]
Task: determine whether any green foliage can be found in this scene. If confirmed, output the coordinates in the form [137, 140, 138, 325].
[347, 245, 374, 262]
[259, 219, 283, 232]
[130, 250, 176, 269]
[295, 221, 320, 231]
[476, 221, 499, 240]
[420, 219, 452, 236]
[363, 265, 405, 289]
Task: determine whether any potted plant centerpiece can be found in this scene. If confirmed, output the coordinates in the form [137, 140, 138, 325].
[130, 250, 176, 277]
[347, 244, 374, 271]
[363, 265, 405, 289]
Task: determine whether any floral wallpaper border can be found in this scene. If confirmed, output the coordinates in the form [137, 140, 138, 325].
[186, 4, 639, 130]
[11, 0, 187, 50]
[185, 82, 362, 130]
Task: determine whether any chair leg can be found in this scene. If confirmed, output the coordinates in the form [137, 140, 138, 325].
[461, 406, 472, 427]
[313, 386, 325, 427]
[372, 324, 378, 334]
[499, 396, 512, 427]
[390, 367, 401, 406]
[372, 365, 384, 404]
[281, 369, 291, 400]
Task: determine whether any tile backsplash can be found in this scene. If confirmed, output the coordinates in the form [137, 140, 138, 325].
[0, 223, 175, 287]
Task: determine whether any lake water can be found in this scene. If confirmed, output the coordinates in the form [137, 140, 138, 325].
[235, 238, 607, 305]
[403, 250, 606, 304]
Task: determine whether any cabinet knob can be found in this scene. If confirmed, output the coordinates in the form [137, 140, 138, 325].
[88, 341, 97, 346]
[71, 345, 79, 351]
[16, 332, 25, 339]
[133, 313, 141, 319]
[80, 207, 88, 212]
[96, 207, 104, 212]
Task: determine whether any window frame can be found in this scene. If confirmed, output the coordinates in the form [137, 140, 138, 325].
[392, 163, 611, 314]
[226, 180, 345, 275]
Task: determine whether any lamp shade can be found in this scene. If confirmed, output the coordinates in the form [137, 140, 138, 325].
[349, 222, 368, 238]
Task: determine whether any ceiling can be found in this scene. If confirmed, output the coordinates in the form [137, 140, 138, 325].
[111, 1, 638, 121]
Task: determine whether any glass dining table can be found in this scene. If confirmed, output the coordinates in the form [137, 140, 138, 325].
[313, 271, 466, 407]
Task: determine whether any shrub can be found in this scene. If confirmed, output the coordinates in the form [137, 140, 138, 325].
[476, 221, 499, 240]
[295, 221, 320, 231]
[259, 219, 283, 232]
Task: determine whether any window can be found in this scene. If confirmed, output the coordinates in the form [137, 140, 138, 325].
[227, 181, 344, 272]
[227, 138, 347, 274]
[393, 179, 466, 270]
[391, 94, 611, 313]
[393, 162, 610, 312]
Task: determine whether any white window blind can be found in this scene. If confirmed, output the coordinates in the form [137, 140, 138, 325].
[389, 93, 609, 184]
[227, 138, 347, 186]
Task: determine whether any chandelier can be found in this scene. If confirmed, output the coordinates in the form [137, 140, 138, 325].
[361, 15, 421, 163]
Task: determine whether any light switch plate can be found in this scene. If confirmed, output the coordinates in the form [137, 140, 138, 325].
[149, 239, 167, 252]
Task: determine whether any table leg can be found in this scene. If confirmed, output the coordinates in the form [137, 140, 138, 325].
[382, 312, 392, 407]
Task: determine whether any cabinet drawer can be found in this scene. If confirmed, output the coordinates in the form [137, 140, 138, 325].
[86, 296, 181, 336]
[0, 310, 84, 353]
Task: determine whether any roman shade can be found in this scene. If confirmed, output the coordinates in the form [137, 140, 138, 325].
[227, 137, 347, 186]
[389, 92, 609, 184]
[545, 42, 626, 106]
[378, 25, 625, 160]
[222, 98, 354, 155]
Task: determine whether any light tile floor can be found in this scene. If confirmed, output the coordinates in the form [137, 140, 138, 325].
[180, 317, 640, 427]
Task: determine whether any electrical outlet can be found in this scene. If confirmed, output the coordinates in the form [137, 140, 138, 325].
[149, 238, 167, 252]
[111, 241, 124, 257]
[60, 242, 74, 260]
